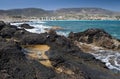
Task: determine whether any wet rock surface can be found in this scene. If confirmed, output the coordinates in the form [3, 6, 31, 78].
[69, 28, 120, 50]
[44, 26, 64, 32]
[19, 24, 34, 29]
[0, 22, 120, 79]
[0, 21, 6, 30]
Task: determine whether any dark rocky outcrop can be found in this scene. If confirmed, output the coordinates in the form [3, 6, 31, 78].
[0, 26, 17, 38]
[0, 41, 55, 79]
[19, 24, 34, 29]
[0, 22, 120, 79]
[20, 33, 47, 45]
[69, 28, 120, 50]
[0, 22, 19, 38]
[0, 21, 6, 30]
[19, 29, 119, 79]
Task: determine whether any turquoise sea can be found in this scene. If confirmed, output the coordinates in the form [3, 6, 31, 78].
[45, 20, 120, 39]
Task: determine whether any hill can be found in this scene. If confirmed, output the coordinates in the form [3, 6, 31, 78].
[0, 8, 120, 20]
[55, 8, 119, 15]
[0, 8, 51, 17]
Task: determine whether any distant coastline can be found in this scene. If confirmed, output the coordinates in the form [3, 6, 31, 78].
[0, 8, 120, 22]
[3, 19, 120, 23]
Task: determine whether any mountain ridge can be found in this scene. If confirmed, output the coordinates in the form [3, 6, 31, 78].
[0, 7, 120, 16]
[0, 7, 120, 21]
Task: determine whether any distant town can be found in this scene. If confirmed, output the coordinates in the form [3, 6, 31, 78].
[1, 15, 120, 23]
[0, 8, 120, 22]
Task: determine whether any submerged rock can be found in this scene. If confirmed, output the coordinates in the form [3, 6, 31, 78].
[19, 24, 34, 29]
[51, 26, 64, 30]
[0, 21, 6, 30]
[44, 26, 64, 32]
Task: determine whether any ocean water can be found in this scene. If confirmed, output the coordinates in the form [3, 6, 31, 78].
[45, 20, 120, 39]
[11, 20, 120, 72]
[11, 20, 120, 39]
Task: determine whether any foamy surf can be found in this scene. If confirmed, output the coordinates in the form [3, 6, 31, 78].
[11, 21, 70, 36]
[11, 21, 51, 34]
[56, 31, 70, 36]
[92, 50, 120, 72]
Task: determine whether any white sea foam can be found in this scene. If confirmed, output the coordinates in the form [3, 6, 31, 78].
[26, 24, 50, 33]
[11, 21, 69, 36]
[92, 50, 120, 71]
[29, 19, 46, 24]
[11, 22, 24, 26]
[11, 21, 50, 34]
[56, 31, 70, 36]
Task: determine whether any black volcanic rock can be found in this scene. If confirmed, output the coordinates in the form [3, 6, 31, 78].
[0, 21, 6, 30]
[45, 36, 119, 79]
[0, 22, 120, 79]
[0, 23, 19, 38]
[19, 30, 119, 79]
[0, 41, 55, 79]
[69, 28, 120, 50]
[19, 24, 34, 29]
[0, 26, 17, 38]
[13, 28, 30, 39]
[20, 33, 47, 45]
[0, 36, 5, 41]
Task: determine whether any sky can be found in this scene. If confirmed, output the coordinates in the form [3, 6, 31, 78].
[0, 0, 120, 11]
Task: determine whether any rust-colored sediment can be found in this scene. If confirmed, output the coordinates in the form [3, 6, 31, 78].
[23, 45, 52, 67]
[23, 45, 74, 74]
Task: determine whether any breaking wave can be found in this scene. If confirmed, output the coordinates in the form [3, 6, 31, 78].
[11, 21, 69, 36]
[92, 50, 120, 72]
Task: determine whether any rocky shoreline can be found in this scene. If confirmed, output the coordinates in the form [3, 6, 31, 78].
[69, 28, 120, 51]
[0, 21, 120, 79]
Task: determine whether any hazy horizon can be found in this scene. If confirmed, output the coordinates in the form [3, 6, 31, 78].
[0, 7, 119, 12]
[0, 0, 120, 12]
